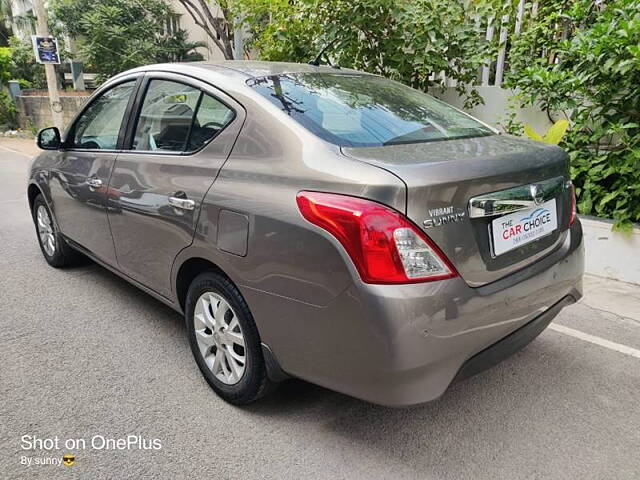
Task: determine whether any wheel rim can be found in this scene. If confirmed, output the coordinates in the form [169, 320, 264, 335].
[36, 205, 56, 257]
[193, 292, 246, 385]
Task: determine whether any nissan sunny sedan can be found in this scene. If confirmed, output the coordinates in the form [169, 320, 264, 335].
[27, 61, 584, 406]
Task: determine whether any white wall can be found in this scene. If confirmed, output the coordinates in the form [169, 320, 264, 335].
[9, 0, 35, 39]
[432, 86, 553, 135]
[170, 0, 226, 61]
[580, 216, 640, 285]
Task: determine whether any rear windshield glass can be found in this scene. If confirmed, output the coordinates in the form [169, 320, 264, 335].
[247, 73, 493, 147]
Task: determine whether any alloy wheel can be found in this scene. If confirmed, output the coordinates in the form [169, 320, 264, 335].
[193, 292, 246, 385]
[36, 205, 56, 257]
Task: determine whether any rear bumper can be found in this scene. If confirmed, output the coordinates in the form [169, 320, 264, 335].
[453, 294, 577, 383]
[246, 221, 584, 407]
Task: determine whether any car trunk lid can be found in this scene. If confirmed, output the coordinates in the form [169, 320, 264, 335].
[342, 134, 573, 287]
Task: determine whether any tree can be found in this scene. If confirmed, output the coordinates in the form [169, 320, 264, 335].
[7, 36, 47, 89]
[234, 0, 498, 108]
[0, 16, 12, 47]
[505, 0, 640, 230]
[0, 45, 11, 82]
[155, 30, 206, 63]
[51, 0, 205, 80]
[0, 41, 16, 128]
[176, 0, 235, 60]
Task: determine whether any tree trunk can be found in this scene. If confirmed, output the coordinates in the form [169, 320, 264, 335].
[177, 0, 234, 60]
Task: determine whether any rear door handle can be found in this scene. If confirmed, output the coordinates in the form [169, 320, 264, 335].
[168, 194, 195, 211]
[86, 177, 103, 190]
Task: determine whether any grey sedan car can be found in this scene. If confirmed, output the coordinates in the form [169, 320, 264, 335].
[28, 61, 583, 406]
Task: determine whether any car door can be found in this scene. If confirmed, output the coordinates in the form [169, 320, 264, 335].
[107, 73, 245, 298]
[48, 77, 140, 265]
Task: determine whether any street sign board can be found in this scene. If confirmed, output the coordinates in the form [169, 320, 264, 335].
[31, 36, 60, 64]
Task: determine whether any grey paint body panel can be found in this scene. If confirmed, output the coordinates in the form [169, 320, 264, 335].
[28, 61, 584, 406]
[344, 135, 572, 286]
[47, 150, 119, 264]
[107, 72, 247, 297]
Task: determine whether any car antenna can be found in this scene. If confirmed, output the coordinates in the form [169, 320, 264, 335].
[308, 39, 340, 67]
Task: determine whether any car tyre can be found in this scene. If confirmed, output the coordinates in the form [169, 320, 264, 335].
[185, 271, 274, 405]
[32, 194, 78, 268]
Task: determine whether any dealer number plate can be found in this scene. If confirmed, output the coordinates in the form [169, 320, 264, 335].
[491, 199, 558, 256]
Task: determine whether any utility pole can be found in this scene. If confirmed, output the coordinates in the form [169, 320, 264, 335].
[233, 18, 244, 60]
[32, 0, 64, 130]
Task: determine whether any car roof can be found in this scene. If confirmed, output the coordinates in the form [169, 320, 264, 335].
[176, 60, 367, 79]
[109, 61, 373, 89]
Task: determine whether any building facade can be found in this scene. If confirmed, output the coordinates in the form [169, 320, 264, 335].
[169, 0, 226, 61]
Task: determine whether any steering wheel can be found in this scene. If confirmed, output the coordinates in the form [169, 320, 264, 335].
[80, 140, 100, 149]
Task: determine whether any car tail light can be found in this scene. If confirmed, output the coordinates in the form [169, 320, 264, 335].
[569, 182, 577, 226]
[296, 191, 457, 284]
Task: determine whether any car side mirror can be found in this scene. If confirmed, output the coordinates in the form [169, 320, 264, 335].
[37, 127, 62, 150]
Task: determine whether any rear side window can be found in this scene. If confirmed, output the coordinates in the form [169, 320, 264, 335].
[247, 73, 493, 148]
[132, 79, 234, 152]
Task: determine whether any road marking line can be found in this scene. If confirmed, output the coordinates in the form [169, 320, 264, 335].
[549, 323, 640, 359]
[0, 145, 32, 157]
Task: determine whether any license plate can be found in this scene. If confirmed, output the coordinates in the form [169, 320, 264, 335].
[491, 199, 558, 256]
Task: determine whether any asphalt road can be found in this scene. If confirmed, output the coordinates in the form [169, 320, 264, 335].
[1, 143, 639, 480]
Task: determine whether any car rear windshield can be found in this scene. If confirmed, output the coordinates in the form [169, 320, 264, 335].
[247, 73, 494, 148]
